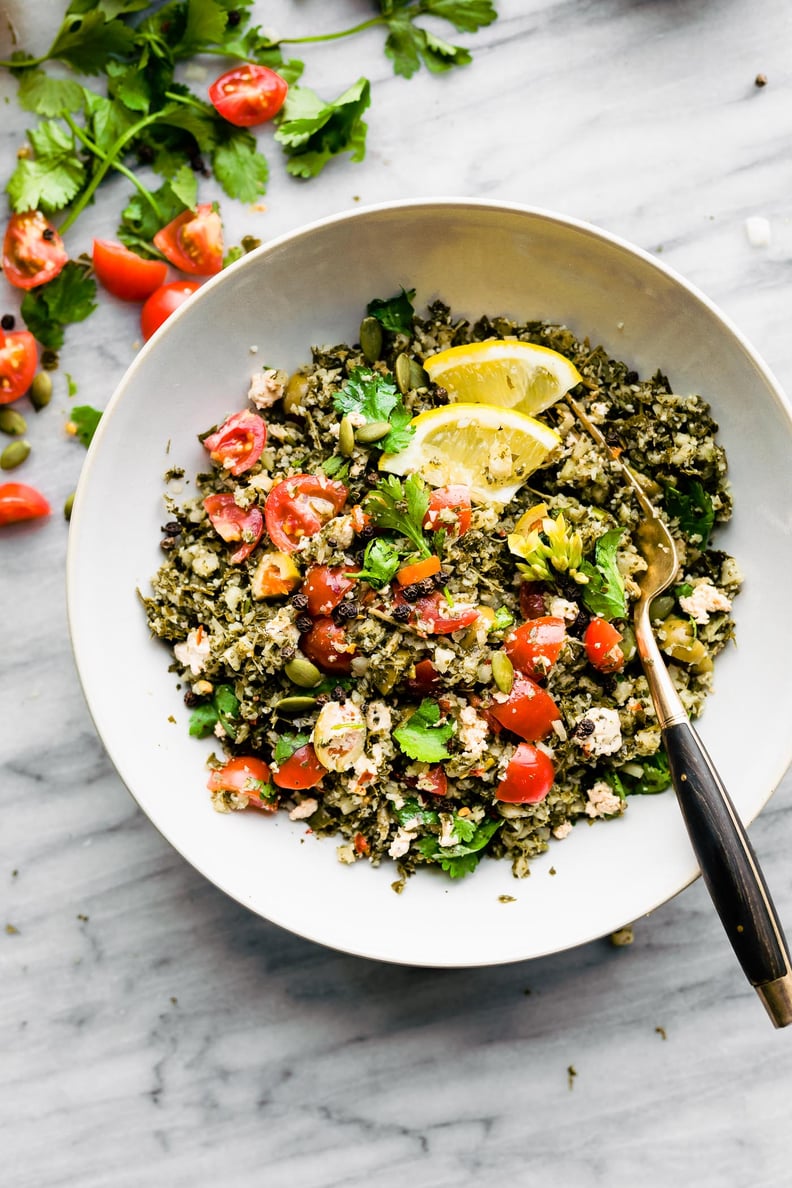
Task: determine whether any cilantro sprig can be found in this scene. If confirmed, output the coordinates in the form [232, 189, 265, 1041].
[363, 474, 432, 558]
[188, 684, 240, 739]
[334, 367, 416, 454]
[579, 528, 628, 620]
[20, 260, 97, 349]
[348, 537, 403, 589]
[367, 287, 416, 334]
[415, 817, 502, 878]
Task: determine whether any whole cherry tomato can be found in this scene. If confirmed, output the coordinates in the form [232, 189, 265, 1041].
[2, 211, 67, 290]
[141, 281, 201, 340]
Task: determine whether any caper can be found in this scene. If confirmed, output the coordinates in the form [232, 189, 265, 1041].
[0, 439, 30, 470]
[64, 491, 75, 521]
[649, 594, 675, 622]
[359, 316, 383, 364]
[408, 358, 427, 390]
[274, 695, 318, 715]
[355, 420, 391, 444]
[283, 372, 309, 415]
[491, 651, 514, 694]
[394, 352, 412, 394]
[338, 415, 356, 457]
[284, 657, 322, 688]
[29, 372, 53, 411]
[0, 408, 27, 436]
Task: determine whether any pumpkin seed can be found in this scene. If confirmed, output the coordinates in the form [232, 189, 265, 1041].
[409, 358, 427, 389]
[394, 352, 412, 394]
[64, 491, 75, 521]
[0, 439, 31, 470]
[283, 372, 309, 415]
[338, 415, 356, 457]
[491, 651, 514, 694]
[0, 408, 27, 436]
[359, 316, 383, 364]
[355, 420, 391, 444]
[30, 372, 53, 411]
[274, 695, 318, 715]
[284, 656, 322, 688]
[649, 594, 674, 622]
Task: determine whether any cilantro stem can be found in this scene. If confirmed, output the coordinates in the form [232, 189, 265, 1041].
[278, 18, 385, 45]
[62, 114, 163, 224]
[58, 111, 161, 234]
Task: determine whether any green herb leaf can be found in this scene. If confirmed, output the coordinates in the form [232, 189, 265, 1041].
[394, 698, 455, 762]
[606, 750, 670, 797]
[490, 607, 515, 633]
[396, 798, 440, 827]
[423, 0, 499, 34]
[364, 473, 431, 557]
[320, 456, 351, 479]
[213, 683, 240, 737]
[117, 174, 192, 255]
[20, 262, 98, 349]
[415, 817, 502, 877]
[7, 121, 87, 214]
[367, 287, 416, 334]
[348, 537, 402, 589]
[275, 78, 370, 179]
[47, 9, 138, 73]
[334, 368, 399, 423]
[70, 405, 103, 447]
[212, 129, 269, 203]
[420, 30, 472, 73]
[273, 731, 310, 764]
[16, 71, 85, 118]
[189, 704, 218, 738]
[380, 403, 415, 454]
[664, 480, 715, 547]
[580, 528, 627, 620]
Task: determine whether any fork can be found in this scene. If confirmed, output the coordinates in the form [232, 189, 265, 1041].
[567, 394, 792, 1027]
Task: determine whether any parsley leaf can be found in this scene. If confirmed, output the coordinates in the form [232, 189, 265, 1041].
[20, 261, 98, 349]
[275, 78, 370, 179]
[664, 480, 714, 547]
[381, 403, 415, 453]
[7, 121, 87, 214]
[188, 704, 218, 738]
[348, 537, 402, 589]
[424, 1, 498, 34]
[320, 456, 351, 479]
[364, 473, 431, 557]
[415, 817, 502, 878]
[274, 732, 310, 764]
[396, 798, 440, 827]
[70, 405, 103, 448]
[580, 528, 627, 620]
[394, 698, 455, 762]
[367, 287, 416, 334]
[212, 128, 269, 203]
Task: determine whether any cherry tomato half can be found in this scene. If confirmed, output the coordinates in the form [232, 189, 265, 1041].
[504, 616, 566, 679]
[406, 658, 441, 694]
[422, 485, 472, 537]
[0, 481, 50, 525]
[519, 581, 547, 620]
[92, 239, 167, 302]
[300, 617, 356, 673]
[416, 765, 448, 798]
[0, 329, 37, 404]
[2, 211, 67, 290]
[203, 410, 267, 476]
[395, 588, 480, 636]
[141, 280, 201, 340]
[204, 493, 263, 563]
[272, 743, 326, 791]
[301, 565, 356, 617]
[487, 676, 561, 742]
[584, 618, 625, 673]
[153, 203, 223, 276]
[264, 475, 348, 553]
[496, 743, 555, 804]
[209, 63, 289, 127]
[207, 756, 275, 809]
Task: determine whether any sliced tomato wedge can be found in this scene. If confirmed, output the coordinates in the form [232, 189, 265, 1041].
[422, 485, 472, 537]
[504, 616, 566, 679]
[496, 743, 555, 804]
[203, 410, 267, 476]
[140, 280, 201, 340]
[0, 481, 50, 525]
[272, 743, 326, 790]
[92, 239, 167, 302]
[203, 493, 263, 563]
[208, 63, 288, 127]
[584, 617, 625, 672]
[2, 211, 67, 290]
[153, 203, 223, 276]
[487, 676, 561, 742]
[301, 565, 356, 617]
[395, 589, 479, 636]
[264, 474, 348, 553]
[415, 765, 448, 797]
[0, 329, 37, 404]
[207, 756, 275, 809]
[300, 617, 356, 673]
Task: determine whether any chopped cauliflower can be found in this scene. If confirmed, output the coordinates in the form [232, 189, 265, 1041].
[248, 368, 286, 409]
[174, 626, 211, 675]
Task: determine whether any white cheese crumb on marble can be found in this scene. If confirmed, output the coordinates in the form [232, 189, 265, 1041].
[745, 215, 771, 247]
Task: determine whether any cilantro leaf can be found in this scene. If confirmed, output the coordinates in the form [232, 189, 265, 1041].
[348, 537, 402, 589]
[47, 9, 138, 74]
[16, 72, 85, 118]
[367, 288, 415, 334]
[490, 607, 515, 633]
[212, 129, 269, 203]
[606, 750, 670, 797]
[118, 175, 193, 255]
[396, 798, 439, 827]
[364, 473, 431, 556]
[421, 30, 471, 73]
[84, 88, 139, 154]
[383, 20, 424, 80]
[334, 368, 399, 423]
[178, 0, 230, 53]
[424, 1, 498, 33]
[212, 683, 240, 738]
[189, 704, 218, 738]
[274, 732, 310, 764]
[394, 698, 455, 762]
[105, 60, 151, 114]
[20, 262, 98, 349]
[321, 456, 351, 479]
[580, 528, 627, 620]
[7, 121, 87, 214]
[415, 817, 502, 878]
[380, 403, 415, 453]
[664, 480, 714, 547]
[275, 79, 370, 179]
[70, 405, 103, 448]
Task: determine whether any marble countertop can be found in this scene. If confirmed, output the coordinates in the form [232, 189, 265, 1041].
[2, 1, 792, 1184]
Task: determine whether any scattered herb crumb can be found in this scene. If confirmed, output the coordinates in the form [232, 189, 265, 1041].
[391, 878, 406, 895]
[77, 913, 89, 922]
[549, 866, 557, 876]
[498, 894, 516, 903]
[655, 1026, 667, 1040]
[65, 372, 77, 398]
[567, 1065, 577, 1090]
[610, 926, 634, 947]
[5, 923, 20, 935]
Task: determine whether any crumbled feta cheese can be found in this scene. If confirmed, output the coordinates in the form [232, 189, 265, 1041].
[679, 579, 732, 624]
[487, 440, 513, 480]
[366, 701, 392, 733]
[248, 368, 286, 409]
[745, 216, 771, 247]
[389, 827, 417, 859]
[548, 597, 578, 622]
[289, 798, 318, 821]
[585, 780, 624, 819]
[174, 626, 211, 675]
[326, 513, 355, 549]
[553, 821, 573, 839]
[213, 721, 227, 740]
[433, 646, 455, 673]
[457, 704, 489, 761]
[574, 707, 623, 757]
[438, 814, 459, 848]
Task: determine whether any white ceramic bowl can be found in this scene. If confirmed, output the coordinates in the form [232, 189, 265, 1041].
[67, 200, 792, 966]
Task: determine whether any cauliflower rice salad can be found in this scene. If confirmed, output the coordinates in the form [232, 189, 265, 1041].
[142, 292, 740, 882]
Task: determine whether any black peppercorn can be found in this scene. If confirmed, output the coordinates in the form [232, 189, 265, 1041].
[227, 8, 241, 25]
[1, 314, 15, 331]
[160, 536, 177, 552]
[358, 524, 375, 542]
[334, 600, 359, 622]
[162, 521, 182, 536]
[417, 577, 435, 596]
[42, 227, 55, 241]
[183, 690, 199, 707]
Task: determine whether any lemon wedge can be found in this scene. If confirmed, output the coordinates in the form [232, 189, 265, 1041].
[423, 340, 581, 416]
[379, 403, 561, 504]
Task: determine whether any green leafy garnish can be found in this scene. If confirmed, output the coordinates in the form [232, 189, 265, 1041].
[606, 750, 670, 798]
[188, 683, 241, 739]
[7, 120, 87, 213]
[273, 731, 311, 764]
[211, 127, 269, 204]
[20, 261, 98, 349]
[490, 607, 515, 633]
[396, 798, 439, 827]
[364, 473, 431, 558]
[348, 537, 402, 589]
[415, 817, 502, 878]
[366, 287, 416, 334]
[379, 1, 498, 79]
[579, 529, 627, 620]
[333, 367, 415, 454]
[321, 456, 351, 480]
[394, 698, 455, 762]
[664, 480, 714, 547]
[274, 79, 371, 179]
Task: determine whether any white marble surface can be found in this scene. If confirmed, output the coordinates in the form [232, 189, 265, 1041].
[2, 1, 792, 1184]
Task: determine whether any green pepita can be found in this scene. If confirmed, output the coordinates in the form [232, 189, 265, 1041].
[355, 420, 391, 445]
[649, 594, 675, 622]
[283, 372, 309, 415]
[284, 657, 322, 688]
[394, 352, 412, 395]
[0, 439, 30, 470]
[274, 695, 318, 715]
[30, 372, 53, 411]
[0, 408, 27, 436]
[408, 358, 427, 390]
[491, 651, 514, 694]
[359, 316, 383, 364]
[64, 491, 75, 521]
[338, 415, 356, 457]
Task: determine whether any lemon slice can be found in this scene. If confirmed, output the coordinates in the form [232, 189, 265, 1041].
[379, 403, 561, 504]
[423, 340, 581, 416]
